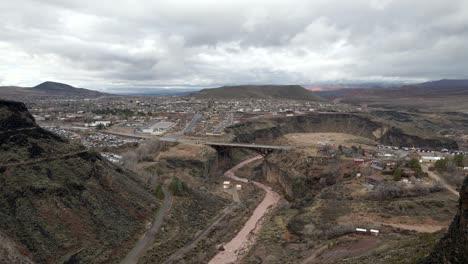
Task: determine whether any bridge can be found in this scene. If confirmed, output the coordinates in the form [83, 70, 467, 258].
[101, 131, 296, 156]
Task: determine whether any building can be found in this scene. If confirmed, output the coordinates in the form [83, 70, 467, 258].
[86, 120, 112, 127]
[366, 175, 384, 185]
[420, 156, 443, 163]
[354, 158, 365, 164]
[141, 121, 175, 135]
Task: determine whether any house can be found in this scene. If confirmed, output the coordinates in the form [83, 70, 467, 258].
[366, 175, 384, 185]
[354, 158, 365, 164]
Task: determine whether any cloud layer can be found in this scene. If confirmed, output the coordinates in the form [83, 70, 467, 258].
[1, 0, 468, 90]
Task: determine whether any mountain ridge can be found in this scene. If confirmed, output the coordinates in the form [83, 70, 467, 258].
[0, 81, 110, 98]
[190, 85, 324, 101]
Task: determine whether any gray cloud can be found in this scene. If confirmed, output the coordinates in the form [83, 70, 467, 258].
[1, 0, 468, 89]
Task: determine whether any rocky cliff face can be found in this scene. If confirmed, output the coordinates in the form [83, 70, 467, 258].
[0, 99, 157, 263]
[420, 176, 468, 263]
[226, 113, 458, 149]
[158, 144, 219, 179]
[0, 100, 37, 130]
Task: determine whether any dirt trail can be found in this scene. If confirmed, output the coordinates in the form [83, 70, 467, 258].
[422, 164, 459, 197]
[209, 156, 281, 264]
[161, 203, 238, 264]
[120, 187, 173, 264]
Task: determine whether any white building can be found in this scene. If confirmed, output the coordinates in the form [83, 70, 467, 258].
[420, 156, 443, 163]
[86, 121, 112, 127]
[141, 121, 175, 135]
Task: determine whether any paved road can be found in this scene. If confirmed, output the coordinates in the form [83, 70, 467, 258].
[209, 156, 281, 264]
[183, 112, 202, 135]
[422, 164, 459, 197]
[120, 187, 173, 264]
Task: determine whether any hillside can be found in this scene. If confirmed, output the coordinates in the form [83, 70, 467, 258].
[32, 81, 107, 96]
[419, 176, 468, 263]
[0, 99, 157, 263]
[0, 81, 109, 99]
[328, 80, 468, 111]
[191, 85, 324, 101]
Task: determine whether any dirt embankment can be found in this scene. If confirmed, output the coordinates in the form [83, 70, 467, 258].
[158, 144, 219, 179]
[225, 113, 458, 149]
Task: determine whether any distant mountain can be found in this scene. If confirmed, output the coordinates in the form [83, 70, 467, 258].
[417, 79, 468, 88]
[190, 85, 324, 101]
[0, 81, 110, 99]
[329, 79, 468, 111]
[32, 81, 108, 96]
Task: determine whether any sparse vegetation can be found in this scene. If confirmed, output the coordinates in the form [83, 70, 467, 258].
[371, 181, 443, 200]
[168, 176, 190, 196]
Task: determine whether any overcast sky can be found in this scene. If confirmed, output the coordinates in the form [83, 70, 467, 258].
[1, 0, 467, 91]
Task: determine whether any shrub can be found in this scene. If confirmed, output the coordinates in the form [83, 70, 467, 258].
[168, 176, 190, 196]
[154, 185, 164, 200]
[370, 181, 442, 200]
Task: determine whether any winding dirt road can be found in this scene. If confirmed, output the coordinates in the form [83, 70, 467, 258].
[120, 187, 173, 264]
[209, 156, 281, 264]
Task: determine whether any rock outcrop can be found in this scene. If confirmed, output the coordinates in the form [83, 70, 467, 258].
[158, 143, 219, 179]
[0, 99, 157, 263]
[226, 113, 458, 149]
[419, 176, 468, 263]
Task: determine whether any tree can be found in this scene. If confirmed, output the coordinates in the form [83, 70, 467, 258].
[154, 185, 164, 200]
[453, 154, 464, 167]
[407, 158, 421, 170]
[96, 123, 105, 130]
[169, 176, 189, 196]
[338, 145, 343, 155]
[434, 158, 448, 172]
[393, 167, 402, 181]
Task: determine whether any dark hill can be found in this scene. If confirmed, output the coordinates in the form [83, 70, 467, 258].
[191, 85, 324, 101]
[0, 99, 157, 263]
[419, 176, 468, 263]
[417, 79, 468, 88]
[332, 79, 468, 111]
[32, 81, 107, 96]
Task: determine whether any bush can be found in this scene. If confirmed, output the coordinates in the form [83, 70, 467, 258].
[154, 185, 164, 200]
[393, 168, 402, 181]
[168, 176, 189, 196]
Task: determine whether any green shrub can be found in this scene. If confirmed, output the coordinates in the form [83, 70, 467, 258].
[168, 176, 190, 196]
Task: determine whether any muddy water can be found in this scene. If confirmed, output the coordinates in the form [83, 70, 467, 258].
[209, 156, 281, 264]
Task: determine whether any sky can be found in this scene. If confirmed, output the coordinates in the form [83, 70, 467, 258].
[1, 0, 468, 91]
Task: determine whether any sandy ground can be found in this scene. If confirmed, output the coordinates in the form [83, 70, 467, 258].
[282, 133, 377, 147]
[209, 156, 281, 264]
